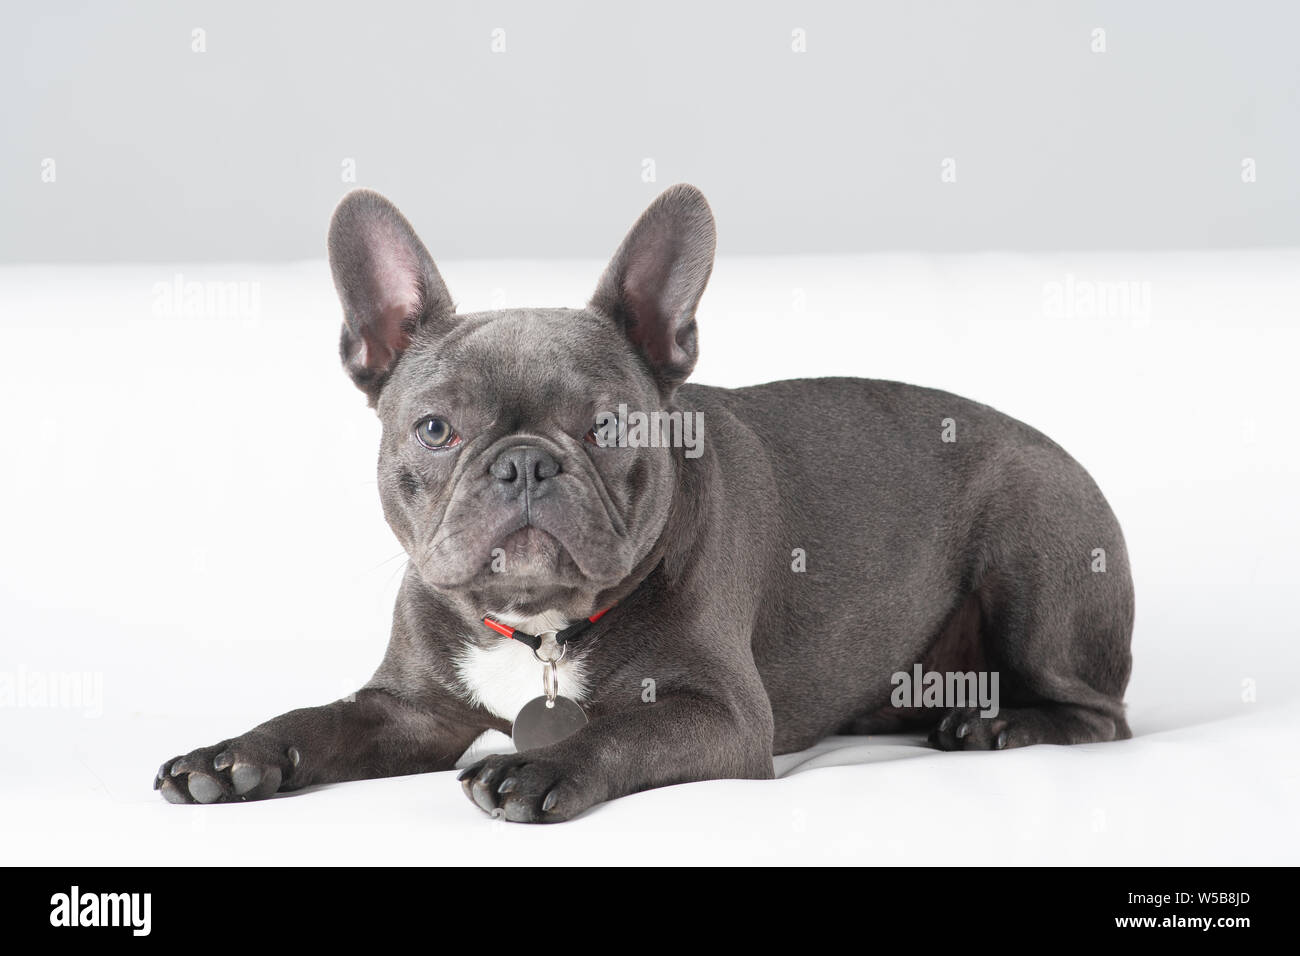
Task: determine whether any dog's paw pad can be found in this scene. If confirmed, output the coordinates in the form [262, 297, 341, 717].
[231, 763, 278, 796]
[186, 772, 226, 804]
[929, 709, 1009, 751]
[156, 738, 294, 804]
[457, 755, 586, 824]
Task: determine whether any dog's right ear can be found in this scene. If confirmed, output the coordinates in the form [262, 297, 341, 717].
[589, 184, 716, 396]
[327, 190, 455, 405]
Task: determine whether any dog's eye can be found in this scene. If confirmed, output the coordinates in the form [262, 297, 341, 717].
[414, 416, 460, 449]
[586, 413, 618, 447]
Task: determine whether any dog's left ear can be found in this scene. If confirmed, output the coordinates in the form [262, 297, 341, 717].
[590, 184, 716, 394]
[328, 189, 456, 405]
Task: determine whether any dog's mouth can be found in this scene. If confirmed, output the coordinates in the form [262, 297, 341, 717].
[419, 481, 639, 594]
[497, 525, 568, 571]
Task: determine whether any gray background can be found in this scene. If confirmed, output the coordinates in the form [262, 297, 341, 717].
[2, 0, 1297, 262]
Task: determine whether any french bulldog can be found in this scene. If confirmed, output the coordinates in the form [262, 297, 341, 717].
[155, 184, 1134, 822]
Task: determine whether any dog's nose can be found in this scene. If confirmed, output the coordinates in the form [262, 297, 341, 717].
[490, 445, 561, 500]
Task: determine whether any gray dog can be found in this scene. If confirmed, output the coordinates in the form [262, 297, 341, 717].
[155, 185, 1134, 822]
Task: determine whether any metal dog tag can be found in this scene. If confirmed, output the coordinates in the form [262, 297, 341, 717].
[512, 655, 588, 750]
[512, 694, 588, 751]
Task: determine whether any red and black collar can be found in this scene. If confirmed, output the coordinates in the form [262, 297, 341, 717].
[482, 606, 613, 652]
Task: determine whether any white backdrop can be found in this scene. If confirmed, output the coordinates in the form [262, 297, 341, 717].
[3, 0, 1299, 261]
[1, 247, 1296, 864]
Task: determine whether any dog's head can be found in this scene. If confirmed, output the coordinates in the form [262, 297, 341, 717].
[327, 185, 715, 617]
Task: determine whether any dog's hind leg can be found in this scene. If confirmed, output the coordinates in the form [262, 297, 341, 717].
[930, 462, 1135, 751]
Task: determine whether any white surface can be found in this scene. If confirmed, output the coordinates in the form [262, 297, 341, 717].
[1, 251, 1297, 865]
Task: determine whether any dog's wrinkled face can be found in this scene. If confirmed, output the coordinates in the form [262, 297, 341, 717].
[376, 308, 670, 613]
[327, 185, 716, 617]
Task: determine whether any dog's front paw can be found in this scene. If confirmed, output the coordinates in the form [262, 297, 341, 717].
[155, 736, 300, 804]
[457, 753, 601, 823]
[928, 708, 1010, 751]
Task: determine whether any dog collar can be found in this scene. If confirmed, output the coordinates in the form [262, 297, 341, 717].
[482, 606, 613, 652]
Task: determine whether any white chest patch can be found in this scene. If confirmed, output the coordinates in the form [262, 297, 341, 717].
[453, 610, 591, 723]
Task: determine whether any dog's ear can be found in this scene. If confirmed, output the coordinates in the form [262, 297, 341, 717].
[590, 184, 716, 394]
[328, 190, 455, 405]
